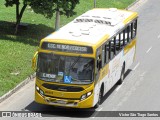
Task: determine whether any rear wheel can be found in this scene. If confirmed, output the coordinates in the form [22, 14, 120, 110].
[117, 65, 125, 85]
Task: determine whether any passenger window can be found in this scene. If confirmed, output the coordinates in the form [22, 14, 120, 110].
[132, 20, 137, 38]
[115, 34, 121, 53]
[131, 23, 133, 38]
[106, 43, 109, 63]
[104, 43, 109, 64]
[124, 29, 128, 45]
[102, 42, 110, 65]
[127, 25, 131, 42]
[119, 32, 124, 48]
[102, 45, 105, 67]
[96, 55, 102, 70]
[110, 39, 115, 59]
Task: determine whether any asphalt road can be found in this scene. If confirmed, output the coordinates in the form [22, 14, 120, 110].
[1, 0, 160, 119]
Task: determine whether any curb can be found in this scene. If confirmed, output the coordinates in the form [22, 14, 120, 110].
[0, 0, 142, 104]
[126, 0, 141, 10]
[0, 73, 36, 103]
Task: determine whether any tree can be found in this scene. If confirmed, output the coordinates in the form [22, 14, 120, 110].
[5, 0, 28, 34]
[29, 0, 80, 30]
[4, 0, 79, 33]
[94, 0, 96, 8]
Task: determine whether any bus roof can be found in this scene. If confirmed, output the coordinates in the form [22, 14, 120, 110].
[43, 8, 138, 46]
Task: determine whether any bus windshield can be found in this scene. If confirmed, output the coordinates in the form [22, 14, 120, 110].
[36, 53, 94, 84]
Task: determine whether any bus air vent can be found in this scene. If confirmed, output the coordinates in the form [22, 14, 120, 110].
[42, 83, 84, 92]
[74, 19, 93, 23]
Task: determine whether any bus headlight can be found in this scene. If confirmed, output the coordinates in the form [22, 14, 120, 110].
[39, 89, 44, 96]
[87, 91, 92, 96]
[36, 85, 44, 97]
[81, 94, 87, 101]
[80, 91, 92, 101]
[36, 86, 40, 91]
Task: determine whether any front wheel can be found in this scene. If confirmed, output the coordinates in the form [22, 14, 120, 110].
[94, 88, 103, 108]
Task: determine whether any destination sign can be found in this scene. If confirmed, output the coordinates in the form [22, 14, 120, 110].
[41, 42, 93, 54]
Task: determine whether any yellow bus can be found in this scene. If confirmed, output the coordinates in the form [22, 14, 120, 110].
[32, 8, 138, 108]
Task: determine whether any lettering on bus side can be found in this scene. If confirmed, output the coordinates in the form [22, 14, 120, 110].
[41, 42, 93, 54]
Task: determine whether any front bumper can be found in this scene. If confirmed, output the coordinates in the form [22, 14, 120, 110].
[35, 90, 94, 108]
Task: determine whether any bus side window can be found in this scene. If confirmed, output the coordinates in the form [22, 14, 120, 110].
[127, 25, 131, 42]
[102, 45, 105, 67]
[102, 43, 109, 65]
[115, 34, 120, 53]
[108, 41, 111, 60]
[132, 19, 137, 38]
[131, 22, 133, 39]
[106, 43, 109, 63]
[120, 32, 124, 49]
[97, 55, 102, 70]
[123, 29, 127, 47]
[110, 39, 115, 59]
[123, 29, 127, 45]
[114, 37, 117, 54]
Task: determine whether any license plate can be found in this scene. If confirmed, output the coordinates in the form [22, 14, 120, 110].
[56, 100, 67, 104]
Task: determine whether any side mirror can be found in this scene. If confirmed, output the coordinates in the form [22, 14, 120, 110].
[32, 51, 38, 71]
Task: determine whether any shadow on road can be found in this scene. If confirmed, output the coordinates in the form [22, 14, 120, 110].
[25, 101, 96, 117]
[101, 69, 132, 104]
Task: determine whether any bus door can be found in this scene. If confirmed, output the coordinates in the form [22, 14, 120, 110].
[95, 46, 110, 96]
[108, 37, 121, 87]
[102, 42, 112, 93]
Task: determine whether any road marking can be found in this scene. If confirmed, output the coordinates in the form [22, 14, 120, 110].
[132, 62, 140, 71]
[97, 107, 103, 111]
[116, 85, 122, 92]
[21, 108, 29, 111]
[140, 71, 146, 77]
[146, 46, 152, 53]
[91, 107, 103, 118]
[158, 35, 160, 39]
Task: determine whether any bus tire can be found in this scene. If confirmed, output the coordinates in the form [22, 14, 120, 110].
[117, 65, 125, 85]
[94, 87, 103, 108]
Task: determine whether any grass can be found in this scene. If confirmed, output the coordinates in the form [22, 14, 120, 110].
[0, 0, 135, 97]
